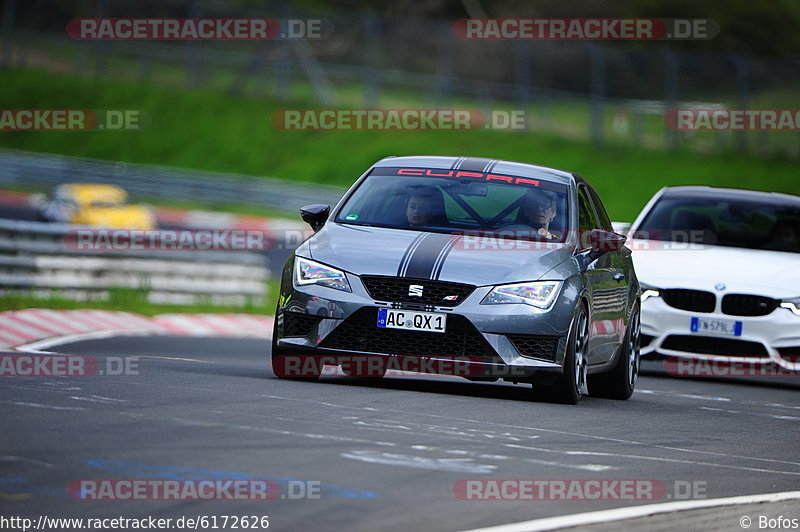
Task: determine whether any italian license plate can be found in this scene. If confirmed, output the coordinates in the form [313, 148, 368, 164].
[690, 316, 742, 336]
[377, 308, 446, 333]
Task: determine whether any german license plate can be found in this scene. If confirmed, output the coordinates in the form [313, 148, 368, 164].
[690, 316, 742, 336]
[377, 308, 446, 333]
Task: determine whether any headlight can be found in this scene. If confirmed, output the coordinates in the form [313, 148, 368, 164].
[781, 297, 800, 316]
[294, 257, 351, 293]
[640, 283, 660, 302]
[481, 281, 561, 310]
[639, 283, 661, 303]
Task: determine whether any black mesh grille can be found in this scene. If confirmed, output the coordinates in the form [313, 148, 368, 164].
[507, 335, 559, 361]
[319, 307, 501, 362]
[361, 276, 475, 307]
[282, 312, 323, 338]
[777, 346, 800, 363]
[662, 335, 769, 358]
[722, 294, 780, 317]
[662, 289, 716, 313]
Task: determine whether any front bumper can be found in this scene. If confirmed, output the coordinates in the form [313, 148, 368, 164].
[640, 296, 800, 370]
[274, 271, 576, 379]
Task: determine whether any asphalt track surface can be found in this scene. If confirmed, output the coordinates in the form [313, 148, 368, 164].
[2, 335, 799, 531]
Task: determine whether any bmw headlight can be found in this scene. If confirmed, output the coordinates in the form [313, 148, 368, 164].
[781, 297, 800, 316]
[481, 281, 561, 310]
[640, 283, 661, 303]
[294, 257, 351, 293]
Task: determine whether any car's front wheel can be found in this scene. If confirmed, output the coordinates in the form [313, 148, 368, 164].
[588, 303, 640, 400]
[531, 305, 588, 405]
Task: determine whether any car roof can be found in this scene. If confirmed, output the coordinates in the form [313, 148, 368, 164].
[660, 186, 800, 205]
[60, 184, 128, 202]
[374, 156, 576, 186]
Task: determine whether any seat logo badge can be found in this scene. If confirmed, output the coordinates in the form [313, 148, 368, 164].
[715, 283, 726, 291]
[408, 284, 424, 297]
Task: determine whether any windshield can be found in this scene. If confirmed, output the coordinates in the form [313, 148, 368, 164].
[335, 167, 570, 242]
[89, 200, 125, 208]
[633, 194, 800, 253]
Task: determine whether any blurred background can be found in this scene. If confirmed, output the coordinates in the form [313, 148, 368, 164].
[0, 0, 798, 315]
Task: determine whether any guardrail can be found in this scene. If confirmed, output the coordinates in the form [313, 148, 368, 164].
[0, 218, 270, 306]
[0, 149, 346, 214]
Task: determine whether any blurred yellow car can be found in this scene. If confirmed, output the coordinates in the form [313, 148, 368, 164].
[38, 184, 156, 229]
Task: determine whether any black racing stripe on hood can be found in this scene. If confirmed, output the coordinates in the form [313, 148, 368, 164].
[396, 232, 426, 277]
[450, 156, 466, 170]
[432, 235, 460, 280]
[457, 157, 496, 173]
[403, 232, 456, 280]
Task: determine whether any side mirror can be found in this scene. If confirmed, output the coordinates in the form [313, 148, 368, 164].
[611, 221, 631, 235]
[589, 229, 627, 252]
[300, 204, 330, 232]
[582, 229, 627, 263]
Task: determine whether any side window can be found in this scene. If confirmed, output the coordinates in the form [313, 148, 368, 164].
[586, 186, 614, 232]
[577, 186, 600, 232]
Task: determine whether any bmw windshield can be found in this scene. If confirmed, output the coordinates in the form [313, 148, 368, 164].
[633, 194, 800, 253]
[335, 166, 571, 242]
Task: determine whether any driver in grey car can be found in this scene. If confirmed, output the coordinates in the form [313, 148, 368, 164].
[520, 189, 559, 239]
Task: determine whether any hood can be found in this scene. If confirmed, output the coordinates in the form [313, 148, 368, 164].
[307, 223, 574, 286]
[631, 241, 800, 298]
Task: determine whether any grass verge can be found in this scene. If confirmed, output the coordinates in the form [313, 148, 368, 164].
[0, 282, 280, 317]
[1, 69, 799, 222]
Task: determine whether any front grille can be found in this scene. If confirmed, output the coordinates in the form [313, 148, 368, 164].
[722, 294, 780, 317]
[282, 311, 323, 337]
[661, 335, 769, 358]
[507, 334, 559, 361]
[777, 346, 800, 364]
[361, 276, 475, 307]
[319, 307, 501, 363]
[661, 289, 716, 313]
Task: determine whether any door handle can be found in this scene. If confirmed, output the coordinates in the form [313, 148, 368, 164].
[613, 272, 625, 282]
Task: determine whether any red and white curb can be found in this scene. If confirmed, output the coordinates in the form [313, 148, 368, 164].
[592, 318, 623, 335]
[0, 309, 273, 351]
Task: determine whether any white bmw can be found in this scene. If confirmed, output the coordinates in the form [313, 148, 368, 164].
[622, 186, 800, 371]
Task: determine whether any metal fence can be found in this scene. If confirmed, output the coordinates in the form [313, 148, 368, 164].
[0, 217, 269, 305]
[0, 149, 345, 213]
[3, 1, 800, 156]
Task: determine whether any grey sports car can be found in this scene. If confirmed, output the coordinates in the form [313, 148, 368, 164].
[271, 156, 641, 404]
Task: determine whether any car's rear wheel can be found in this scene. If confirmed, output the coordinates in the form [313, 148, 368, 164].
[588, 303, 640, 400]
[532, 305, 588, 405]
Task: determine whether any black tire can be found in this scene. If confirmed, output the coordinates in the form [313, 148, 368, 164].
[531, 305, 588, 405]
[588, 303, 640, 400]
